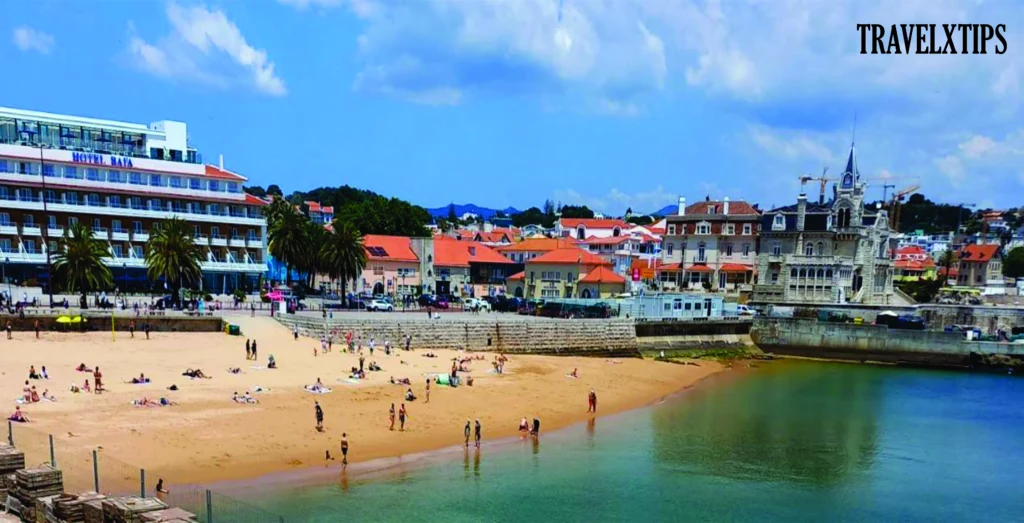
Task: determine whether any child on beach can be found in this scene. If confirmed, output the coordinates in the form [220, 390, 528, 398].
[93, 367, 103, 393]
[389, 404, 396, 431]
[425, 379, 431, 403]
[588, 389, 597, 414]
[464, 419, 471, 447]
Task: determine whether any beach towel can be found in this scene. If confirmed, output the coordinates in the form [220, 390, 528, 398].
[435, 374, 451, 386]
[14, 398, 25, 405]
[250, 365, 266, 370]
[338, 378, 361, 385]
[304, 386, 333, 394]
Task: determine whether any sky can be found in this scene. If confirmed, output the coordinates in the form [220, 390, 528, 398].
[2, 0, 1023, 215]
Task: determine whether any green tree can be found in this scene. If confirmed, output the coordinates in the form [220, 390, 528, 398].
[938, 249, 959, 285]
[53, 222, 113, 309]
[512, 206, 554, 228]
[267, 205, 309, 286]
[266, 184, 283, 197]
[145, 217, 203, 308]
[1004, 247, 1024, 278]
[320, 220, 368, 305]
[301, 221, 329, 288]
[559, 205, 594, 219]
[447, 204, 458, 223]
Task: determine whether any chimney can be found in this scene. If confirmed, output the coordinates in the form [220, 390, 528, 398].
[723, 197, 730, 215]
[219, 154, 224, 170]
[796, 193, 807, 231]
[678, 197, 686, 216]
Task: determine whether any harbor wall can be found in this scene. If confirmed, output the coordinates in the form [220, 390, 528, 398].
[762, 303, 1024, 331]
[0, 314, 223, 332]
[274, 315, 641, 357]
[634, 319, 755, 354]
[750, 317, 1024, 367]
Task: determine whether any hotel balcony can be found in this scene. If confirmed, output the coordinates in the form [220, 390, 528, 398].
[247, 237, 263, 248]
[132, 230, 149, 242]
[228, 236, 246, 248]
[0, 222, 17, 236]
[47, 225, 63, 237]
[1, 251, 47, 264]
[20, 224, 41, 236]
[111, 228, 130, 242]
[210, 235, 227, 247]
[92, 227, 109, 240]
[0, 192, 263, 226]
[193, 235, 209, 245]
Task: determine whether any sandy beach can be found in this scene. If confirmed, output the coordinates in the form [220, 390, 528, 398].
[1, 315, 722, 484]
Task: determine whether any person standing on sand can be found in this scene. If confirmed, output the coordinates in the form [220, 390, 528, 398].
[359, 355, 365, 374]
[474, 419, 482, 448]
[93, 367, 103, 394]
[315, 401, 324, 431]
[5, 320, 11, 340]
[405, 334, 412, 351]
[588, 389, 597, 414]
[34, 319, 40, 339]
[389, 404, 396, 431]
[129, 320, 135, 338]
[425, 378, 431, 403]
[293, 325, 299, 341]
[251, 340, 258, 362]
[340, 433, 349, 466]
[399, 404, 408, 431]
[464, 419, 471, 447]
[144, 322, 150, 340]
[246, 339, 251, 360]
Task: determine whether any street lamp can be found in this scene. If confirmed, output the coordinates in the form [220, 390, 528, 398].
[3, 257, 9, 303]
[122, 263, 127, 299]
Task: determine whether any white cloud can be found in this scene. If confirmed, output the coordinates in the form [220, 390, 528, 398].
[553, 186, 679, 215]
[127, 3, 286, 96]
[935, 155, 966, 186]
[958, 136, 998, 158]
[12, 27, 54, 54]
[749, 126, 834, 164]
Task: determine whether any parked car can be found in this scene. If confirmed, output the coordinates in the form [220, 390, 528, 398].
[463, 298, 490, 312]
[735, 304, 756, 316]
[346, 297, 369, 310]
[367, 299, 394, 312]
[434, 298, 450, 309]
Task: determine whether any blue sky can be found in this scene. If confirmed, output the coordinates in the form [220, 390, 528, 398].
[2, 0, 1023, 214]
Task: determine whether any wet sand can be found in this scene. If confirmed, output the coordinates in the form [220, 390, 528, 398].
[1, 315, 722, 483]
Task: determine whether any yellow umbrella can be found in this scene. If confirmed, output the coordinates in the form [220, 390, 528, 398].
[70, 316, 82, 324]
[56, 316, 72, 324]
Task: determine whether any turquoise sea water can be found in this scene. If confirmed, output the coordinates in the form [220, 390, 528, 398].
[257, 361, 1024, 522]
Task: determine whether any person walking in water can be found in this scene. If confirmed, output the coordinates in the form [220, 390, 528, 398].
[464, 419, 471, 447]
[340, 433, 349, 466]
[399, 404, 408, 431]
[588, 389, 597, 414]
[474, 419, 482, 448]
[389, 404, 396, 431]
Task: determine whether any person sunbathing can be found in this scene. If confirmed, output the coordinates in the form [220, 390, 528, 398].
[227, 367, 241, 374]
[129, 373, 151, 384]
[405, 388, 417, 401]
[132, 397, 159, 407]
[82, 379, 91, 393]
[348, 369, 365, 380]
[29, 366, 40, 380]
[8, 406, 29, 423]
[232, 391, 259, 404]
[423, 352, 437, 358]
[30, 386, 40, 403]
[368, 362, 382, 371]
[267, 355, 277, 369]
[70, 384, 81, 393]
[390, 377, 411, 385]
[183, 369, 210, 379]
[41, 390, 56, 402]
[307, 378, 325, 392]
[76, 363, 93, 372]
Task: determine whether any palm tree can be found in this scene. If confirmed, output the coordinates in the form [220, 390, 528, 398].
[263, 196, 294, 227]
[320, 220, 367, 306]
[145, 217, 203, 308]
[302, 221, 329, 289]
[52, 222, 113, 309]
[938, 249, 958, 286]
[268, 205, 308, 286]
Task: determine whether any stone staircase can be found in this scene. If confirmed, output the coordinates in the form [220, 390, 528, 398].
[274, 316, 641, 357]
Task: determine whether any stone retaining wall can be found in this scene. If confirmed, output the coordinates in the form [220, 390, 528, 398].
[0, 315, 223, 332]
[275, 316, 641, 357]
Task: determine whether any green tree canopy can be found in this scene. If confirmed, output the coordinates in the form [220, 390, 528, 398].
[145, 217, 204, 306]
[511, 206, 554, 228]
[53, 222, 113, 308]
[320, 220, 368, 303]
[559, 205, 595, 219]
[1004, 247, 1024, 278]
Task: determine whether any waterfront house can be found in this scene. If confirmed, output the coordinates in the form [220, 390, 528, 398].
[506, 247, 622, 299]
[893, 245, 936, 281]
[659, 197, 761, 292]
[305, 201, 334, 224]
[956, 244, 1002, 289]
[433, 237, 517, 297]
[582, 231, 660, 277]
[556, 218, 632, 241]
[496, 237, 578, 264]
[357, 235, 421, 297]
[753, 145, 897, 305]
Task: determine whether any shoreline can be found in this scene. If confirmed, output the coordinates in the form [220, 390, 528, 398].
[3, 316, 725, 486]
[207, 365, 733, 494]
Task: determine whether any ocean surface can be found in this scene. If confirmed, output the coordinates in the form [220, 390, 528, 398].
[256, 361, 1024, 522]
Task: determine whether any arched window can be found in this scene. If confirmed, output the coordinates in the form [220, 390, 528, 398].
[826, 269, 833, 279]
[612, 227, 621, 237]
[799, 269, 806, 278]
[576, 226, 586, 240]
[842, 173, 853, 187]
[791, 268, 797, 278]
[817, 242, 824, 255]
[805, 242, 814, 256]
[817, 269, 824, 279]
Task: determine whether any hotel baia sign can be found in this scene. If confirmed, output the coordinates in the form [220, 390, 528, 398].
[71, 152, 135, 168]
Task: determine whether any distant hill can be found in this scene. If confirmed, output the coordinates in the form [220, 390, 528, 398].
[651, 204, 678, 217]
[427, 203, 520, 220]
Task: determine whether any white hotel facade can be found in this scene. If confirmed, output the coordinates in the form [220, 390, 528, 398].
[0, 107, 268, 294]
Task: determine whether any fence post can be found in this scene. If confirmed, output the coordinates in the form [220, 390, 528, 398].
[205, 489, 213, 523]
[49, 434, 55, 467]
[140, 468, 145, 498]
[92, 449, 100, 492]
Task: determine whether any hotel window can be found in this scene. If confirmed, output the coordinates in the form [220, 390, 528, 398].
[150, 175, 162, 187]
[772, 242, 781, 256]
[47, 216, 56, 228]
[666, 243, 674, 256]
[194, 225, 202, 238]
[698, 242, 706, 262]
[112, 220, 122, 232]
[133, 221, 143, 233]
[726, 224, 735, 235]
[17, 162, 36, 175]
[68, 217, 78, 226]
[0, 187, 6, 200]
[47, 241, 56, 253]
[0, 240, 10, 253]
[227, 182, 239, 193]
[87, 194, 100, 206]
[42, 190, 55, 203]
[86, 168, 101, 181]
[0, 160, 7, 173]
[112, 245, 122, 258]
[725, 244, 733, 256]
[697, 224, 710, 235]
[109, 195, 121, 207]
[129, 172, 143, 185]
[817, 242, 824, 256]
[773, 215, 785, 230]
[93, 218, 102, 230]
[805, 242, 814, 256]
[54, 165, 67, 178]
[189, 178, 202, 190]
[129, 197, 142, 209]
[170, 177, 182, 188]
[373, 265, 385, 276]
[668, 224, 676, 235]
[211, 226, 221, 238]
[107, 170, 123, 183]
[209, 181, 220, 192]
[743, 224, 752, 235]
[23, 215, 34, 226]
[149, 199, 161, 210]
[743, 244, 750, 257]
[16, 188, 33, 201]
[133, 246, 143, 258]
[248, 230, 257, 240]
[23, 240, 36, 254]
[0, 213, 9, 225]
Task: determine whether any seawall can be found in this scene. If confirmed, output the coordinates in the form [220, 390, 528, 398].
[274, 315, 641, 357]
[750, 317, 1024, 367]
[1, 314, 223, 332]
[634, 319, 755, 354]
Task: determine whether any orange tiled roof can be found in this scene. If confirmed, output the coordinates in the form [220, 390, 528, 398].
[529, 247, 612, 266]
[434, 238, 514, 267]
[204, 164, 247, 181]
[363, 235, 418, 262]
[719, 263, 754, 272]
[579, 266, 626, 284]
[507, 271, 525, 281]
[560, 218, 630, 229]
[475, 231, 510, 244]
[959, 244, 999, 263]
[244, 194, 269, 206]
[681, 200, 760, 216]
[496, 237, 578, 253]
[584, 235, 630, 245]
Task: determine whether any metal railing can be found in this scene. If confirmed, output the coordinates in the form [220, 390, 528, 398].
[7, 422, 292, 522]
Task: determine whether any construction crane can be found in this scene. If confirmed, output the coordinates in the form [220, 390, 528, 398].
[862, 175, 920, 201]
[798, 167, 831, 204]
[888, 184, 920, 230]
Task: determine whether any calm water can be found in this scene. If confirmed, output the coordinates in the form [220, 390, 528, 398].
[258, 361, 1024, 522]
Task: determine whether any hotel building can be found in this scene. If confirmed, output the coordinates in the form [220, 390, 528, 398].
[0, 106, 268, 293]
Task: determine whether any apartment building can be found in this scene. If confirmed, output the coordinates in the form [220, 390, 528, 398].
[659, 197, 761, 291]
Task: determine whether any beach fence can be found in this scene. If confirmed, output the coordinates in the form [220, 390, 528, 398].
[7, 422, 291, 522]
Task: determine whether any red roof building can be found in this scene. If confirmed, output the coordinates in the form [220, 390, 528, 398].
[956, 244, 1003, 287]
[660, 197, 761, 291]
[556, 218, 632, 241]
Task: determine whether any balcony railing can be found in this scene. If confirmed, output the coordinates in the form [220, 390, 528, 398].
[0, 192, 263, 222]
